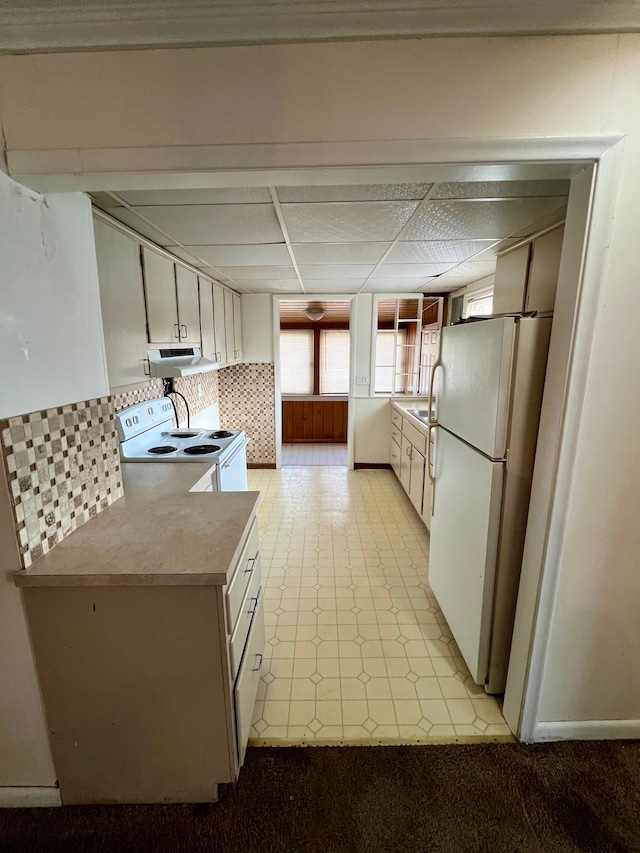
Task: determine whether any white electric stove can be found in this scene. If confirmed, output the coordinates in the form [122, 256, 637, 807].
[115, 398, 249, 491]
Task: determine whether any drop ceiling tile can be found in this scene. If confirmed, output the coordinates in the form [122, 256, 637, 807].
[372, 263, 453, 279]
[282, 201, 419, 242]
[214, 266, 296, 280]
[471, 239, 520, 262]
[297, 265, 375, 280]
[124, 204, 283, 245]
[387, 240, 497, 264]
[444, 262, 497, 277]
[432, 180, 570, 200]
[421, 281, 462, 294]
[161, 245, 209, 266]
[403, 198, 567, 241]
[232, 280, 302, 292]
[430, 273, 496, 289]
[108, 210, 173, 246]
[276, 184, 432, 203]
[180, 244, 291, 266]
[292, 242, 391, 265]
[118, 188, 272, 205]
[362, 279, 437, 293]
[365, 278, 433, 290]
[302, 280, 366, 292]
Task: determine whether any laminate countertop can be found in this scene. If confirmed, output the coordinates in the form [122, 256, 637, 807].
[14, 463, 260, 588]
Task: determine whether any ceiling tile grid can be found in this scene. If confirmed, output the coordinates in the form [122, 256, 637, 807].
[94, 179, 568, 295]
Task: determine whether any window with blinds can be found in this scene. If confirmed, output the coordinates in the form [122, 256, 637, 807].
[320, 330, 350, 394]
[280, 330, 314, 394]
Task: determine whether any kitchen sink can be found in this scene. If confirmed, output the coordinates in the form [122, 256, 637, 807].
[407, 409, 436, 423]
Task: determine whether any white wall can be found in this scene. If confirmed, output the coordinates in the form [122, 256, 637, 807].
[0, 174, 109, 417]
[0, 169, 109, 792]
[0, 34, 639, 733]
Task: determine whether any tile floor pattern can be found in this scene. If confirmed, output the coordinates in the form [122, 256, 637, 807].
[247, 466, 511, 744]
[282, 443, 348, 466]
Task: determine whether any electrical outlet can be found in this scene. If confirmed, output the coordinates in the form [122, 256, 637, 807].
[356, 375, 370, 385]
[197, 382, 203, 397]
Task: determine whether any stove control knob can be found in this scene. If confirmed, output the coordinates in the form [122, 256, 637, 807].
[125, 418, 132, 427]
[133, 416, 139, 424]
[148, 407, 154, 415]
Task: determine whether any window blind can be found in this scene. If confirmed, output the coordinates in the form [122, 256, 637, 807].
[320, 330, 350, 394]
[280, 330, 314, 394]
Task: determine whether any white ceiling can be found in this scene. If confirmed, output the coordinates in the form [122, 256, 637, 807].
[92, 178, 569, 294]
[2, 0, 640, 53]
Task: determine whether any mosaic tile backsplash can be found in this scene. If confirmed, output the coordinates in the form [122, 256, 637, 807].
[219, 364, 277, 465]
[1, 368, 260, 569]
[1, 398, 123, 569]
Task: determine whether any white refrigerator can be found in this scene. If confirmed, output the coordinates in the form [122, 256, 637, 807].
[428, 316, 552, 694]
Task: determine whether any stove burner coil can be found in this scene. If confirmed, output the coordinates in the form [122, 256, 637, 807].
[170, 431, 200, 438]
[183, 444, 221, 456]
[208, 430, 234, 439]
[148, 445, 177, 455]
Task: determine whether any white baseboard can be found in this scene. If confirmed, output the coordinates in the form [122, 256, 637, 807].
[534, 719, 640, 742]
[0, 786, 61, 808]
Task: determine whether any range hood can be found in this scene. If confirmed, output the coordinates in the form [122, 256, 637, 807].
[147, 348, 219, 378]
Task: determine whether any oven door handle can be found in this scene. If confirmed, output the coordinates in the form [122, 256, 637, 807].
[222, 439, 248, 469]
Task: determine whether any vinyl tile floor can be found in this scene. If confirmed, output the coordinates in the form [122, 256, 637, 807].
[247, 466, 511, 745]
[282, 443, 348, 466]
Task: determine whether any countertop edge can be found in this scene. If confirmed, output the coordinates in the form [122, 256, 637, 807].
[390, 399, 433, 438]
[15, 572, 229, 588]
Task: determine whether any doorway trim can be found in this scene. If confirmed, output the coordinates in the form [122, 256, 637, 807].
[14, 133, 625, 739]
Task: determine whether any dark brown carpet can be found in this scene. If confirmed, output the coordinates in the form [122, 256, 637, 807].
[2, 743, 640, 853]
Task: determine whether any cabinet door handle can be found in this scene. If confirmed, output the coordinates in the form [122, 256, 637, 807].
[251, 653, 263, 672]
[244, 556, 257, 574]
[142, 358, 151, 377]
[174, 323, 180, 339]
[248, 596, 259, 616]
[181, 324, 187, 338]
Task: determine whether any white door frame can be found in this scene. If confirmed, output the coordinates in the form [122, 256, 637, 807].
[17, 134, 625, 739]
[272, 294, 357, 471]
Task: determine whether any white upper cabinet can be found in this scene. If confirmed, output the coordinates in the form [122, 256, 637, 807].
[233, 293, 243, 363]
[212, 283, 227, 365]
[492, 243, 531, 315]
[493, 225, 564, 317]
[175, 266, 201, 344]
[141, 246, 180, 345]
[526, 225, 564, 314]
[224, 288, 235, 364]
[199, 278, 216, 362]
[94, 218, 149, 390]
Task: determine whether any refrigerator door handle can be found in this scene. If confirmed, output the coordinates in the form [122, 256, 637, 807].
[427, 425, 435, 485]
[428, 354, 443, 426]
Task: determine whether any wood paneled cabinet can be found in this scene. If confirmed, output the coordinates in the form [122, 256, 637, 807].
[493, 224, 564, 316]
[93, 218, 150, 390]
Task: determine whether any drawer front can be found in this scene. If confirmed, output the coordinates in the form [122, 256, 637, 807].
[226, 518, 260, 629]
[234, 593, 265, 767]
[391, 426, 401, 447]
[402, 420, 427, 456]
[229, 557, 262, 679]
[391, 409, 403, 429]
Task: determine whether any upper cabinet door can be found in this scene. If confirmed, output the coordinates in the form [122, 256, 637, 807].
[526, 225, 564, 314]
[175, 266, 201, 344]
[224, 288, 235, 364]
[199, 278, 216, 361]
[492, 243, 530, 315]
[212, 283, 227, 365]
[94, 218, 149, 391]
[141, 247, 179, 344]
[232, 293, 243, 363]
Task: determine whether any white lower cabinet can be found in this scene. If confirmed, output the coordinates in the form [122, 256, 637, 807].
[391, 406, 432, 531]
[21, 514, 264, 805]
